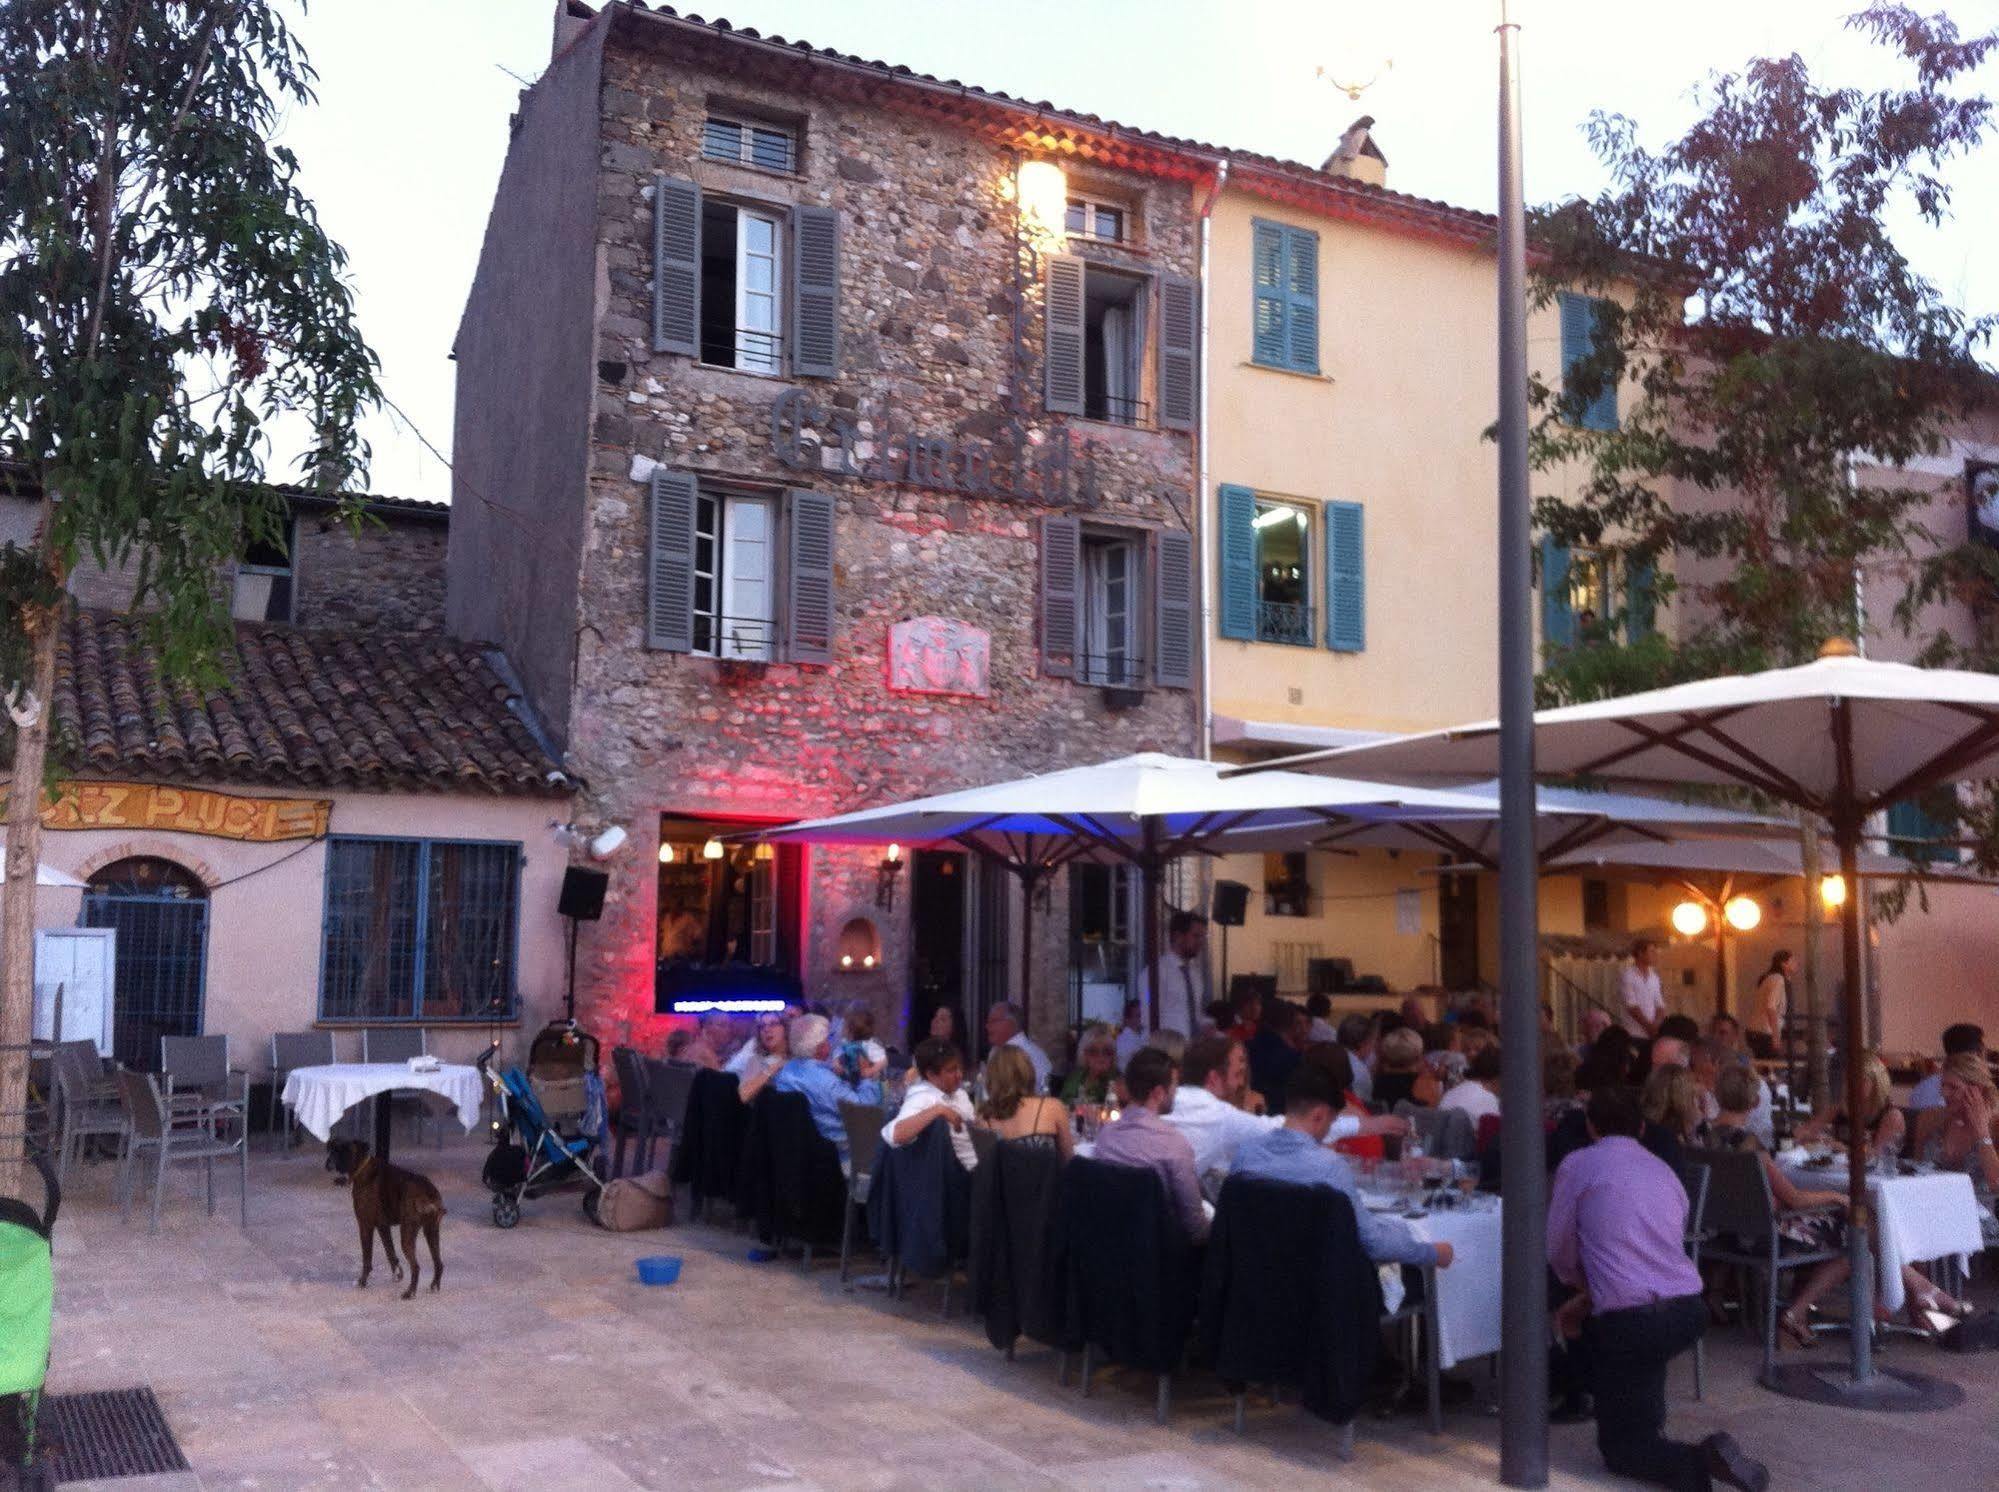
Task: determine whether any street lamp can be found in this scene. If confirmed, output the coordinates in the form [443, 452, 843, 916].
[1820, 873, 1848, 909]
[1723, 895, 1761, 932]
[1670, 900, 1709, 937]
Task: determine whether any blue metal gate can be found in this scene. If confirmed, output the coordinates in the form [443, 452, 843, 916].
[82, 858, 209, 1070]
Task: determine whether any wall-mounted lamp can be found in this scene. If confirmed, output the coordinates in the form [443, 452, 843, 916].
[1016, 159, 1068, 236]
[1722, 895, 1762, 932]
[1670, 900, 1709, 937]
[876, 842, 904, 910]
[658, 842, 675, 864]
[702, 837, 725, 861]
[754, 841, 775, 863]
[1820, 873, 1847, 910]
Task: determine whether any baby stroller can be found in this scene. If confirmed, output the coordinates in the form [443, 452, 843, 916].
[1, 1152, 58, 1490]
[476, 1025, 606, 1228]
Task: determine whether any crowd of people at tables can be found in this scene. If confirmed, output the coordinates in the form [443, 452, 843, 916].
[654, 923, 1999, 1492]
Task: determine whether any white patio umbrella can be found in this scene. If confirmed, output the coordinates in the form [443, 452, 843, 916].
[1284, 640, 1999, 1401]
[761, 753, 1497, 1030]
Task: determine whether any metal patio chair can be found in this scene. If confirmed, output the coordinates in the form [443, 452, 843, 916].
[269, 1030, 336, 1150]
[52, 1043, 126, 1182]
[116, 1067, 250, 1233]
[362, 1027, 436, 1146]
[838, 1100, 886, 1287]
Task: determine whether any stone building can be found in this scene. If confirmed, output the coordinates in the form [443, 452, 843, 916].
[451, 2, 1208, 1050]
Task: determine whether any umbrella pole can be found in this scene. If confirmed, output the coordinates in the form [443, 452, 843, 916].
[1018, 864, 1038, 1040]
[1142, 820, 1163, 1032]
[1837, 820, 1875, 1383]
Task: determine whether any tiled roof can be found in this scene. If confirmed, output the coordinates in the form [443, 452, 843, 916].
[0, 460, 448, 523]
[54, 610, 562, 795]
[598, 3, 1501, 247]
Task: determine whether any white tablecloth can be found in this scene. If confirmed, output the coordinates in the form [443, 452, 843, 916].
[1405, 1204, 1504, 1369]
[281, 1062, 484, 1144]
[1776, 1163, 1985, 1311]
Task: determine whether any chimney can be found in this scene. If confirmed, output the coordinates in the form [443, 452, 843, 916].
[1321, 116, 1387, 188]
[552, 0, 593, 60]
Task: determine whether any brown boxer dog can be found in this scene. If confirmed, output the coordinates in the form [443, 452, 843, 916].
[326, 1140, 445, 1299]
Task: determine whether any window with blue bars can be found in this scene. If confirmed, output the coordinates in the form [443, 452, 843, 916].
[318, 837, 521, 1022]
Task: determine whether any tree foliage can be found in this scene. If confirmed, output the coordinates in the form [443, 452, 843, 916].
[1526, 3, 1995, 707]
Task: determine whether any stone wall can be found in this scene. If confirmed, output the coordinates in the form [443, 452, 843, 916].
[292, 509, 447, 634]
[560, 28, 1205, 1055]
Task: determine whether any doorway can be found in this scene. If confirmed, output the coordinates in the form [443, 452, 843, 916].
[1438, 872, 1480, 990]
[910, 850, 967, 1051]
[83, 856, 209, 1070]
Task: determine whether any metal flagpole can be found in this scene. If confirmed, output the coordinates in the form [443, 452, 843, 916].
[1496, 1, 1549, 1484]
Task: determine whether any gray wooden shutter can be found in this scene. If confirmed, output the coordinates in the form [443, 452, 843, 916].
[1044, 254, 1086, 415]
[647, 470, 698, 651]
[783, 488, 837, 665]
[789, 204, 841, 378]
[1157, 276, 1198, 431]
[1153, 528, 1195, 688]
[652, 176, 701, 357]
[1039, 514, 1081, 677]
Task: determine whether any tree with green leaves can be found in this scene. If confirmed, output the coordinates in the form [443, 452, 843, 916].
[0, 1, 378, 1176]
[1524, 2, 1994, 1100]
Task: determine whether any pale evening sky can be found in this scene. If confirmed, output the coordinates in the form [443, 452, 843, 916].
[270, 0, 1999, 500]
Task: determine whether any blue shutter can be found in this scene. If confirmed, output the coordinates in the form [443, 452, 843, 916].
[1559, 292, 1618, 431]
[1624, 558, 1656, 640]
[1284, 225, 1320, 374]
[1887, 798, 1952, 865]
[1251, 221, 1287, 368]
[1218, 484, 1257, 640]
[1324, 501, 1365, 652]
[1540, 537, 1575, 650]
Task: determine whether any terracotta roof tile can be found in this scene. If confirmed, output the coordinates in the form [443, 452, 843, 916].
[53, 611, 562, 795]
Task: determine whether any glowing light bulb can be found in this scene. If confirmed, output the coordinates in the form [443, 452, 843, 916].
[841, 954, 854, 969]
[1670, 900, 1709, 937]
[1820, 874, 1847, 909]
[702, 838, 724, 861]
[658, 842, 674, 864]
[1723, 895, 1761, 932]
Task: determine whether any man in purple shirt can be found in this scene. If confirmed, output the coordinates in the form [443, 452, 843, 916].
[1091, 1046, 1209, 1242]
[1548, 1086, 1767, 1492]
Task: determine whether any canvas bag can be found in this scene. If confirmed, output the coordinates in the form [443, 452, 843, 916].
[593, 1168, 673, 1231]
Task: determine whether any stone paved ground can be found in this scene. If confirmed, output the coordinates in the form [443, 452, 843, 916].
[36, 1134, 1999, 1490]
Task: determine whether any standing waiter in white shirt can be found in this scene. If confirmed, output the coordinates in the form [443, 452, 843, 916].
[1620, 937, 1667, 1039]
[1139, 910, 1212, 1038]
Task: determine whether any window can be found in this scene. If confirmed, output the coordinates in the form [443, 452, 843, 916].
[1541, 540, 1648, 653]
[1886, 794, 1958, 865]
[693, 486, 778, 660]
[1082, 268, 1146, 425]
[700, 200, 784, 372]
[319, 838, 519, 1022]
[657, 818, 801, 975]
[1559, 292, 1618, 431]
[1065, 195, 1127, 243]
[1080, 533, 1142, 686]
[1252, 499, 1312, 645]
[1251, 219, 1319, 374]
[701, 112, 798, 173]
[232, 517, 295, 623]
[1264, 852, 1310, 918]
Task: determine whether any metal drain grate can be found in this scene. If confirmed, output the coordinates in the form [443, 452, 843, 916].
[39, 1387, 189, 1482]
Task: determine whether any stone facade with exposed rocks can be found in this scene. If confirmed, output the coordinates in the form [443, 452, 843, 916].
[450, 6, 1207, 1056]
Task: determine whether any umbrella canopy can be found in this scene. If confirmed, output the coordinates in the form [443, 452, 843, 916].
[1273, 650, 1999, 820]
[1544, 835, 1992, 884]
[0, 861, 85, 889]
[1215, 779, 1787, 867]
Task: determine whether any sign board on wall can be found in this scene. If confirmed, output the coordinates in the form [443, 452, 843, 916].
[887, 617, 991, 698]
[10, 781, 332, 842]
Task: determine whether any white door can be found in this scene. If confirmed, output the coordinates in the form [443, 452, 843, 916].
[736, 209, 782, 374]
[34, 926, 117, 1055]
[721, 496, 776, 660]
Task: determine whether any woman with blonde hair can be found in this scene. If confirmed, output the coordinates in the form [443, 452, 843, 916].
[1371, 1025, 1441, 1109]
[1641, 1064, 1703, 1145]
[979, 1044, 1074, 1161]
[1795, 1051, 1905, 1161]
[1060, 1022, 1125, 1107]
[1922, 1053, 1999, 1249]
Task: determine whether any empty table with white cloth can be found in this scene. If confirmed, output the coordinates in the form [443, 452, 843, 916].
[281, 1062, 484, 1161]
[1776, 1159, 1986, 1312]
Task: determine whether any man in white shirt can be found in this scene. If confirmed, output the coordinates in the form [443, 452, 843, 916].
[1113, 998, 1149, 1071]
[1305, 993, 1339, 1045]
[883, 1036, 978, 1170]
[1620, 938, 1666, 1039]
[984, 1001, 1050, 1093]
[1335, 1013, 1377, 1106]
[1138, 911, 1212, 1040]
[1438, 1044, 1501, 1124]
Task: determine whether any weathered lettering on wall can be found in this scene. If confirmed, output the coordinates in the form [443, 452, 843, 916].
[887, 617, 992, 698]
[771, 388, 1098, 508]
[14, 781, 333, 842]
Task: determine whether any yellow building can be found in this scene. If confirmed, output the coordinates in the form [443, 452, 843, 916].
[1194, 127, 1698, 1019]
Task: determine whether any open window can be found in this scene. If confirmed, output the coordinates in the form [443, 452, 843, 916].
[1252, 499, 1312, 645]
[1083, 269, 1146, 426]
[1066, 194, 1128, 244]
[701, 110, 799, 174]
[232, 516, 295, 623]
[692, 486, 778, 661]
[1079, 532, 1142, 687]
[700, 200, 784, 372]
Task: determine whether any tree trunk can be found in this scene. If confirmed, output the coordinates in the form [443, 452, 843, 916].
[0, 602, 59, 1195]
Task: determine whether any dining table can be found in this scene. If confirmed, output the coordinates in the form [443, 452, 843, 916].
[1775, 1154, 1987, 1312]
[281, 1061, 485, 1163]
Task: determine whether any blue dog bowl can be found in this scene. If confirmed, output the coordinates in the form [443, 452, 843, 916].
[636, 1255, 683, 1286]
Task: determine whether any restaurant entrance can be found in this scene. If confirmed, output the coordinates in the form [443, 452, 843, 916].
[1438, 872, 1480, 989]
[910, 850, 966, 1050]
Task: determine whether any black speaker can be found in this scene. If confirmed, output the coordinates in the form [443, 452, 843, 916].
[1211, 879, 1250, 927]
[558, 866, 609, 921]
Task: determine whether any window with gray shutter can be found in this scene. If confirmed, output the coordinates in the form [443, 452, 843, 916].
[789, 205, 841, 378]
[1153, 529, 1195, 687]
[783, 488, 836, 664]
[1157, 276, 1199, 431]
[1044, 255, 1086, 415]
[653, 176, 701, 357]
[1039, 514, 1081, 677]
[648, 470, 699, 651]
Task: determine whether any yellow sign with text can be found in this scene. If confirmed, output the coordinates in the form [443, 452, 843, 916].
[13, 781, 332, 843]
